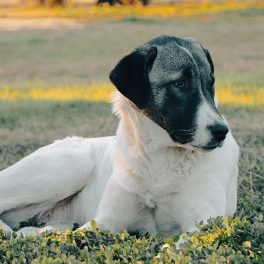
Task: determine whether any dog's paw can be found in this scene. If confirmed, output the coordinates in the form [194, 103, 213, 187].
[16, 227, 40, 237]
[79, 221, 93, 230]
[174, 234, 190, 250]
[39, 225, 57, 236]
[0, 220, 13, 235]
[78, 219, 120, 234]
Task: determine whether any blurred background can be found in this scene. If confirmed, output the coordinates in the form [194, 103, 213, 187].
[0, 0, 263, 182]
[0, 1, 263, 99]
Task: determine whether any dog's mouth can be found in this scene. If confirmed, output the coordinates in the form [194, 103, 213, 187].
[169, 132, 194, 145]
[193, 140, 224, 151]
[168, 129, 226, 151]
[201, 144, 218, 150]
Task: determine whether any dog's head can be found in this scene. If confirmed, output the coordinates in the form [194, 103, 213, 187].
[110, 36, 229, 150]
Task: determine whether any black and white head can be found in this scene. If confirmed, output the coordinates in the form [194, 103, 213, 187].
[110, 36, 229, 150]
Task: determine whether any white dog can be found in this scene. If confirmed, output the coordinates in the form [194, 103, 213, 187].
[0, 36, 239, 237]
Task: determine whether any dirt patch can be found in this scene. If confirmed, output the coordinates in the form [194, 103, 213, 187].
[0, 18, 84, 31]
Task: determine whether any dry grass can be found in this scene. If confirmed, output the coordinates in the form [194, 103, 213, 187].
[0, 1, 263, 20]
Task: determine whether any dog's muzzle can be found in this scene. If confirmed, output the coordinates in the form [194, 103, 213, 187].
[204, 123, 229, 149]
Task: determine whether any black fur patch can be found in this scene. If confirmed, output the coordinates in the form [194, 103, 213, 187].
[110, 47, 157, 109]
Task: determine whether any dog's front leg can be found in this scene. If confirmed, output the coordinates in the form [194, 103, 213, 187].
[16, 222, 73, 237]
[80, 177, 157, 236]
[171, 184, 227, 249]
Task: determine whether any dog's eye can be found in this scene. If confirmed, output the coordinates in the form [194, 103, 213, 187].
[175, 80, 185, 88]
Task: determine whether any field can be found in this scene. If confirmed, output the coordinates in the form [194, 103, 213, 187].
[0, 4, 264, 263]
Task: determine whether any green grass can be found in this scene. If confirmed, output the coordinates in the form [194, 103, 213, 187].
[1, 216, 263, 263]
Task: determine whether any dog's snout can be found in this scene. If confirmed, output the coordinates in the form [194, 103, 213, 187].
[208, 124, 229, 142]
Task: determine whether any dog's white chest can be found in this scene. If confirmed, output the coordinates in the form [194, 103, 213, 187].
[114, 146, 203, 205]
[144, 149, 202, 197]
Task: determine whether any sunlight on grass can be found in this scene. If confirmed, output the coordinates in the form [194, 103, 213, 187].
[0, 1, 263, 20]
[217, 88, 264, 107]
[0, 83, 263, 107]
[0, 83, 113, 101]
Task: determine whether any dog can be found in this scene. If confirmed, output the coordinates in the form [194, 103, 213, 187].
[0, 36, 239, 238]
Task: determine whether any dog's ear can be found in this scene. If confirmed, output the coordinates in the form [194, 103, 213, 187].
[203, 48, 214, 74]
[109, 47, 158, 109]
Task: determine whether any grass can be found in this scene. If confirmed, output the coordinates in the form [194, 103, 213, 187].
[0, 6, 263, 263]
[0, 1, 263, 20]
[0, 83, 114, 101]
[0, 9, 263, 85]
[0, 216, 263, 262]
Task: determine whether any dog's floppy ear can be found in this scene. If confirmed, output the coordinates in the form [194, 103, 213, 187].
[203, 48, 214, 74]
[109, 47, 157, 109]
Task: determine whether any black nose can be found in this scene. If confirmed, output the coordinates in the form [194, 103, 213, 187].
[208, 124, 229, 142]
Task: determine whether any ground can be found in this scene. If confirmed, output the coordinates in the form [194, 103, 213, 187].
[0, 7, 263, 262]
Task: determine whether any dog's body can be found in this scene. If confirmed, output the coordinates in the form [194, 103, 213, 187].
[0, 36, 239, 237]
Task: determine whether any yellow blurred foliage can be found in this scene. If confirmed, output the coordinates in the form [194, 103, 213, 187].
[0, 83, 113, 101]
[0, 83, 263, 107]
[1, 1, 263, 19]
[217, 88, 264, 107]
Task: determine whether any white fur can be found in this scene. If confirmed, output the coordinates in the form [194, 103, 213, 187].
[192, 97, 228, 147]
[0, 92, 239, 237]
